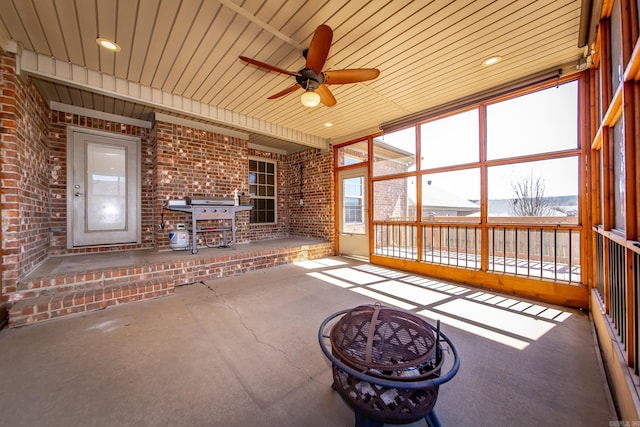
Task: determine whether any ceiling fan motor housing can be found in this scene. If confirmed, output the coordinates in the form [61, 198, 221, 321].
[296, 68, 324, 91]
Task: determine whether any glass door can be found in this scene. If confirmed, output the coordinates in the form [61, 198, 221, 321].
[68, 130, 140, 247]
[338, 166, 369, 258]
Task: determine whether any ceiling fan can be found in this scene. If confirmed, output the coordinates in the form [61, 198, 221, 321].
[239, 24, 380, 107]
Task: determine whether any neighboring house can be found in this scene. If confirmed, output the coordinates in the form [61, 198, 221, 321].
[420, 181, 480, 218]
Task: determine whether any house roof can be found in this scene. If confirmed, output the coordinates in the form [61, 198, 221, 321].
[0, 1, 593, 153]
[415, 183, 480, 211]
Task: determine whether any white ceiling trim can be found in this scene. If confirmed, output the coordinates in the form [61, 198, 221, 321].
[155, 112, 249, 140]
[248, 143, 287, 156]
[0, 23, 10, 53]
[18, 48, 328, 151]
[51, 101, 152, 129]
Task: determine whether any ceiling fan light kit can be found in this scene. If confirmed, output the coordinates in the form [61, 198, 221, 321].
[301, 91, 321, 107]
[239, 24, 380, 108]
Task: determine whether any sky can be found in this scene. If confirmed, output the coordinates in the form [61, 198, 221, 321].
[375, 81, 579, 200]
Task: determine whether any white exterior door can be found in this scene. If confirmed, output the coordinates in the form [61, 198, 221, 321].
[338, 167, 369, 258]
[68, 129, 140, 248]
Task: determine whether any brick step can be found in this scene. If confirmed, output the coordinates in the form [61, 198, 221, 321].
[8, 279, 174, 328]
[15, 269, 158, 294]
[7, 240, 335, 328]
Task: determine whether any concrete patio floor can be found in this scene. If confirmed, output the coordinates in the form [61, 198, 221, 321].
[0, 256, 616, 426]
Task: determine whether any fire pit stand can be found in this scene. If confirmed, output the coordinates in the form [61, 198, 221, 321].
[318, 304, 460, 427]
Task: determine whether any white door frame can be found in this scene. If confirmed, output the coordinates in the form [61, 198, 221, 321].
[338, 166, 369, 258]
[66, 127, 141, 248]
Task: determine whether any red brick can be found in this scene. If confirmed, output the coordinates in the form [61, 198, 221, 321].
[73, 293, 85, 306]
[20, 304, 34, 316]
[35, 298, 50, 314]
[62, 294, 74, 308]
[50, 295, 64, 310]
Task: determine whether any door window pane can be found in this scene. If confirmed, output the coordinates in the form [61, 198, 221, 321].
[343, 177, 365, 234]
[87, 142, 127, 231]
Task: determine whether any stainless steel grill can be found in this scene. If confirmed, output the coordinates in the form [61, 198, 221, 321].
[165, 197, 252, 254]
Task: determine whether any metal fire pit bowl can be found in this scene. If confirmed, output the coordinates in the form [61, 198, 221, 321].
[318, 304, 460, 427]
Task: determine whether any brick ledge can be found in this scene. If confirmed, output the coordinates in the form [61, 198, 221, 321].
[8, 279, 174, 328]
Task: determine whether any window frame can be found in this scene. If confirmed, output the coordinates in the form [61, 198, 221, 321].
[248, 157, 277, 225]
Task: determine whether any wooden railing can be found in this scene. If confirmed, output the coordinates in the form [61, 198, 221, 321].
[373, 222, 418, 259]
[595, 232, 605, 298]
[594, 227, 640, 375]
[374, 220, 582, 284]
[635, 250, 640, 376]
[487, 225, 581, 283]
[422, 224, 482, 269]
[607, 237, 628, 349]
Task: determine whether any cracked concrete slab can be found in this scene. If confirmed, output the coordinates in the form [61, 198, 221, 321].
[0, 257, 616, 426]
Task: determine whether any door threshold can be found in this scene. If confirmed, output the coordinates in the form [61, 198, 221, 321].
[341, 254, 370, 263]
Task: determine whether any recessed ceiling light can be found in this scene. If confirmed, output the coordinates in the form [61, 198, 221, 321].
[96, 38, 121, 52]
[482, 56, 502, 66]
[324, 122, 333, 127]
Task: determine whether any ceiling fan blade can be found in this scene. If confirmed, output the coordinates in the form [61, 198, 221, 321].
[324, 68, 380, 84]
[267, 84, 301, 99]
[306, 25, 333, 74]
[239, 56, 299, 77]
[316, 84, 337, 107]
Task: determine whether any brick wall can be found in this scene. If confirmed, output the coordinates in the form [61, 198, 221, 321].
[155, 121, 251, 249]
[1, 52, 51, 304]
[286, 148, 335, 242]
[243, 146, 335, 243]
[0, 50, 337, 312]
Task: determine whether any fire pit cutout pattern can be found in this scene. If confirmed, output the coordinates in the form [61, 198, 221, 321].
[318, 304, 460, 426]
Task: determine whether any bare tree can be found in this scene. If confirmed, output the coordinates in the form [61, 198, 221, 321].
[509, 171, 555, 216]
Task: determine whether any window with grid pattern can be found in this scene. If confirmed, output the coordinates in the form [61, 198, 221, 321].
[249, 159, 276, 224]
[343, 177, 364, 224]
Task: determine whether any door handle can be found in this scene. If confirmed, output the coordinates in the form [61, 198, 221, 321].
[74, 192, 83, 197]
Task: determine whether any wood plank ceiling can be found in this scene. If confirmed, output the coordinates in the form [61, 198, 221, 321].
[0, 0, 587, 153]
